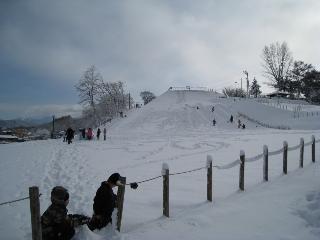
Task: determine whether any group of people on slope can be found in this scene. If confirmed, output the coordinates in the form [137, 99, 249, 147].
[80, 127, 107, 141]
[41, 172, 136, 240]
[211, 106, 246, 129]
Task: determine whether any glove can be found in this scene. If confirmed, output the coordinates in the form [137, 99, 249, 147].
[130, 182, 138, 189]
[70, 214, 91, 227]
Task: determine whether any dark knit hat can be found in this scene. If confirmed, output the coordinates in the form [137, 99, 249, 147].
[107, 173, 122, 185]
[51, 186, 69, 203]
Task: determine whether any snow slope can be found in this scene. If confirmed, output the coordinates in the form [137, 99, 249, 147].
[0, 90, 320, 240]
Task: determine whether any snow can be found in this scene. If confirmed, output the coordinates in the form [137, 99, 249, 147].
[0, 134, 18, 139]
[0, 90, 320, 240]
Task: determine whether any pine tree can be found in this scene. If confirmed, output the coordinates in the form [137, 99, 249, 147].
[249, 78, 262, 98]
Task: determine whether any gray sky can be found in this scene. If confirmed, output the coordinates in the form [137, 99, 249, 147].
[1, 0, 320, 119]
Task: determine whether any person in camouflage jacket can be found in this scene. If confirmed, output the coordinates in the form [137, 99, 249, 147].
[41, 186, 89, 240]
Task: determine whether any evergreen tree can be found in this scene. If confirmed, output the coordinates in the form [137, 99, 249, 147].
[301, 70, 320, 103]
[289, 61, 314, 98]
[140, 91, 156, 105]
[249, 78, 262, 98]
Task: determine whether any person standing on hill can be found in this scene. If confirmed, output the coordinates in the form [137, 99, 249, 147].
[97, 128, 101, 140]
[103, 128, 106, 141]
[230, 115, 233, 123]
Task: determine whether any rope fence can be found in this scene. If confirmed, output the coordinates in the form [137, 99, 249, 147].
[0, 135, 318, 239]
[0, 194, 42, 207]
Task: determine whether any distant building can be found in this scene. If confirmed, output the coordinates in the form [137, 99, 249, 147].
[266, 91, 290, 98]
[0, 134, 24, 143]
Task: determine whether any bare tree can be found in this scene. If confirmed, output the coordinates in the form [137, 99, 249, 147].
[75, 65, 103, 123]
[261, 42, 293, 91]
[99, 81, 130, 117]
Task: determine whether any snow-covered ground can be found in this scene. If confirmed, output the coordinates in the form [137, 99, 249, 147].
[0, 90, 320, 240]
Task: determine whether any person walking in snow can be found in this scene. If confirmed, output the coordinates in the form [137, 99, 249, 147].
[87, 128, 93, 140]
[238, 119, 241, 128]
[81, 128, 86, 139]
[103, 128, 106, 141]
[41, 186, 90, 240]
[242, 124, 246, 129]
[211, 106, 215, 112]
[96, 128, 101, 140]
[65, 127, 74, 144]
[230, 115, 233, 123]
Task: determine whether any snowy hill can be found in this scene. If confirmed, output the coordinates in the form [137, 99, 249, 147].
[1, 90, 320, 240]
[109, 90, 320, 135]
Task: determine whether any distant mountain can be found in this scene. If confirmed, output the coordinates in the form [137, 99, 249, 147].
[37, 115, 86, 132]
[0, 117, 51, 128]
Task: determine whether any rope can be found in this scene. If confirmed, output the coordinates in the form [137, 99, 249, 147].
[288, 144, 301, 151]
[0, 194, 42, 207]
[125, 175, 162, 185]
[269, 148, 283, 156]
[246, 153, 263, 162]
[214, 159, 240, 169]
[170, 167, 206, 176]
[304, 140, 313, 147]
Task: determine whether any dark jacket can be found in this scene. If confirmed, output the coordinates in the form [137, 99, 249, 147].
[66, 128, 74, 140]
[93, 181, 116, 220]
[41, 203, 75, 240]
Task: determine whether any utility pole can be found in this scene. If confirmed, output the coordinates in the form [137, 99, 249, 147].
[243, 70, 249, 97]
[128, 93, 131, 109]
[51, 115, 55, 139]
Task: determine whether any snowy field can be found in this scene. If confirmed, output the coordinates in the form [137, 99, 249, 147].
[1, 90, 320, 240]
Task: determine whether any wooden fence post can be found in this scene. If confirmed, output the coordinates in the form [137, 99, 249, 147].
[116, 177, 126, 232]
[207, 155, 213, 202]
[29, 186, 42, 240]
[162, 163, 169, 217]
[239, 151, 245, 191]
[300, 138, 304, 168]
[263, 145, 268, 181]
[312, 135, 315, 163]
[283, 141, 288, 174]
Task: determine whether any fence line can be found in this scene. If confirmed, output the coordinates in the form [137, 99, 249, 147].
[238, 112, 291, 130]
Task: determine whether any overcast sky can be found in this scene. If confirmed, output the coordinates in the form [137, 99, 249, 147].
[1, 0, 320, 119]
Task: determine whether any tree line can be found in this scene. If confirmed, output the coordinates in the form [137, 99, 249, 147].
[262, 41, 320, 103]
[75, 65, 156, 127]
[224, 41, 320, 103]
